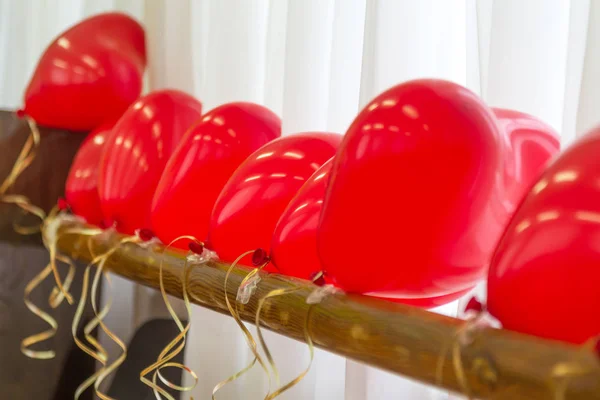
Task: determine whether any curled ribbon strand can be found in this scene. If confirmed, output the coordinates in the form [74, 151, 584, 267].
[212, 252, 271, 399]
[21, 262, 58, 360]
[84, 235, 140, 400]
[56, 226, 111, 399]
[140, 235, 199, 400]
[0, 115, 41, 195]
[254, 272, 324, 399]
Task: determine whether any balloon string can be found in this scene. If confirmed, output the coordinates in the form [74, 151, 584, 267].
[140, 235, 199, 400]
[212, 251, 271, 399]
[42, 207, 78, 305]
[21, 262, 58, 359]
[435, 313, 482, 399]
[87, 235, 140, 400]
[52, 226, 110, 400]
[255, 271, 324, 399]
[0, 115, 40, 194]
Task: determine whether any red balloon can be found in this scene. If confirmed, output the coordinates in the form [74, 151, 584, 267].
[151, 102, 281, 248]
[488, 127, 600, 344]
[208, 133, 342, 265]
[272, 157, 471, 308]
[98, 90, 202, 235]
[65, 121, 115, 226]
[493, 108, 560, 207]
[22, 13, 146, 131]
[319, 79, 511, 297]
[271, 159, 333, 279]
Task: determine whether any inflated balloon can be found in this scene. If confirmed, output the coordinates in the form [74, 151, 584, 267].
[22, 12, 146, 131]
[271, 159, 333, 280]
[319, 79, 512, 298]
[208, 133, 342, 265]
[493, 108, 560, 207]
[65, 121, 115, 226]
[98, 90, 202, 235]
[272, 157, 471, 308]
[488, 126, 600, 344]
[151, 102, 281, 249]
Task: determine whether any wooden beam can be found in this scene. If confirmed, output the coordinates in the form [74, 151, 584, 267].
[54, 219, 600, 400]
[0, 109, 85, 244]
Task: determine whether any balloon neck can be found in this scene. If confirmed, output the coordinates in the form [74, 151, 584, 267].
[137, 228, 155, 242]
[57, 197, 70, 211]
[310, 271, 326, 286]
[101, 218, 116, 230]
[251, 248, 269, 266]
[188, 240, 204, 255]
[16, 109, 26, 118]
[465, 296, 484, 313]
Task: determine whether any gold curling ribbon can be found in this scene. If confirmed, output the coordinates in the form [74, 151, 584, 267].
[0, 115, 41, 195]
[212, 252, 271, 399]
[83, 235, 140, 400]
[139, 236, 199, 400]
[52, 226, 111, 399]
[254, 271, 324, 399]
[435, 315, 480, 399]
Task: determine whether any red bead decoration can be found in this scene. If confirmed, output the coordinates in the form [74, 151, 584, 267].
[188, 241, 204, 255]
[465, 297, 484, 314]
[57, 197, 70, 211]
[252, 248, 269, 266]
[137, 228, 154, 242]
[309, 271, 326, 287]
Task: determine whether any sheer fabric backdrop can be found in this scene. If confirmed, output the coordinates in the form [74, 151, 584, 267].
[0, 0, 598, 398]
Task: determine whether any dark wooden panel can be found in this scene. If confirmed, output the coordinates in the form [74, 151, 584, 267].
[0, 109, 85, 244]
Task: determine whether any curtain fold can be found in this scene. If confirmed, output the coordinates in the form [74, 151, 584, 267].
[0, 0, 597, 398]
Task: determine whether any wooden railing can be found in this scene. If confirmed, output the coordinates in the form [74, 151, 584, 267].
[1, 110, 599, 399]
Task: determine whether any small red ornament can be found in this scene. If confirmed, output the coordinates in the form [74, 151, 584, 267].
[465, 297, 484, 314]
[57, 197, 70, 211]
[188, 241, 204, 255]
[252, 248, 269, 266]
[137, 228, 154, 242]
[309, 271, 326, 287]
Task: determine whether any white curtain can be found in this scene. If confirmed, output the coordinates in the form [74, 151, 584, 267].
[1, 0, 599, 398]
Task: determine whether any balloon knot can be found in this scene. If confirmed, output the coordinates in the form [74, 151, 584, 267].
[16, 109, 25, 118]
[251, 248, 269, 266]
[594, 337, 600, 359]
[309, 271, 326, 286]
[188, 240, 204, 255]
[57, 197, 70, 211]
[465, 296, 484, 314]
[137, 228, 155, 242]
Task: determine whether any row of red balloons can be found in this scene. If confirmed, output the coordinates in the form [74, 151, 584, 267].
[22, 13, 598, 346]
